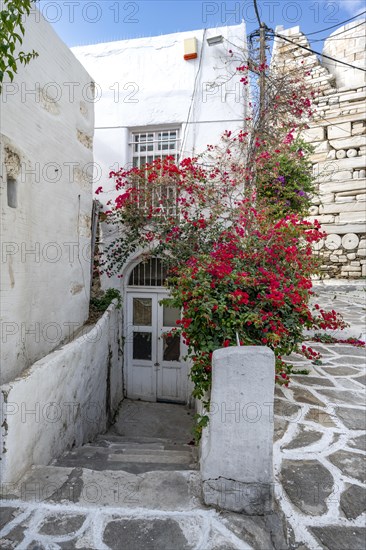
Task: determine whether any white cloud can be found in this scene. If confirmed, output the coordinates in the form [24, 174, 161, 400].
[340, 0, 365, 17]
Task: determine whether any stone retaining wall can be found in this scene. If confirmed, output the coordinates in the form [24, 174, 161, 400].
[273, 21, 366, 278]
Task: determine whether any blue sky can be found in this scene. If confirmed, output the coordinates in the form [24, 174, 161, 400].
[37, 0, 365, 47]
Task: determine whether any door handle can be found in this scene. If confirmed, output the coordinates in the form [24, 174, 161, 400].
[154, 363, 160, 367]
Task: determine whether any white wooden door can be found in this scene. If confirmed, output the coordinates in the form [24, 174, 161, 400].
[126, 292, 188, 403]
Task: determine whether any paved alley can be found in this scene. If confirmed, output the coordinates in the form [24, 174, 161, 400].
[0, 284, 365, 549]
[274, 283, 365, 549]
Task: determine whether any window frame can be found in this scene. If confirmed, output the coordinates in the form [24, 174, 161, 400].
[129, 125, 181, 168]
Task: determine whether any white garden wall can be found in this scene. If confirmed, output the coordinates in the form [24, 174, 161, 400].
[0, 303, 123, 484]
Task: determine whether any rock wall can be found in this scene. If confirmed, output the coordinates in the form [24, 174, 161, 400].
[0, 302, 123, 484]
[273, 22, 366, 279]
[0, 10, 95, 383]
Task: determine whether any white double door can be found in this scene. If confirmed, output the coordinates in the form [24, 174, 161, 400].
[125, 291, 188, 403]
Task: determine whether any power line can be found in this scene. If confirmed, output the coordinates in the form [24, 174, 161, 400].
[312, 35, 365, 43]
[179, 28, 207, 156]
[310, 21, 366, 42]
[273, 32, 366, 72]
[253, 0, 262, 27]
[306, 11, 366, 36]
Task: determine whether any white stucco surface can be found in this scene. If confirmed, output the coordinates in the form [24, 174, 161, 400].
[0, 303, 122, 484]
[0, 10, 95, 384]
[201, 346, 275, 514]
[72, 23, 247, 199]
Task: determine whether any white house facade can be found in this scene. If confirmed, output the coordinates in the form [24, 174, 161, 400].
[72, 23, 249, 404]
[0, 11, 95, 385]
[72, 22, 248, 199]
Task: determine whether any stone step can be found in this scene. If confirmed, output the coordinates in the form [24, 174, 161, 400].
[57, 445, 194, 462]
[7, 465, 203, 512]
[92, 436, 195, 454]
[93, 435, 194, 450]
[53, 444, 198, 473]
[92, 440, 166, 450]
[94, 434, 181, 446]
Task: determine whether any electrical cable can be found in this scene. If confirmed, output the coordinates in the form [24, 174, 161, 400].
[253, 0, 262, 27]
[311, 34, 365, 43]
[179, 28, 207, 157]
[310, 21, 366, 42]
[272, 32, 366, 72]
[306, 11, 366, 36]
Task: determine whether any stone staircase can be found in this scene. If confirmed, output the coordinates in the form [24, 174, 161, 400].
[0, 401, 287, 549]
[9, 445, 201, 514]
[53, 433, 198, 474]
[8, 401, 201, 511]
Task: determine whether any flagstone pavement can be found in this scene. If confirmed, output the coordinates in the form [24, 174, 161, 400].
[0, 283, 365, 549]
[274, 282, 366, 549]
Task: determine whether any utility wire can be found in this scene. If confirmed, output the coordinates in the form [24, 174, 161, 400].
[306, 11, 366, 36]
[179, 28, 207, 157]
[310, 21, 366, 42]
[312, 34, 365, 42]
[253, 0, 262, 27]
[273, 32, 366, 72]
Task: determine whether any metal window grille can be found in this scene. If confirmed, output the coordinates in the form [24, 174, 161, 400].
[131, 129, 180, 168]
[130, 129, 180, 217]
[128, 258, 167, 286]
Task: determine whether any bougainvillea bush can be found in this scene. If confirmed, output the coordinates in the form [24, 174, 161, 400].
[99, 150, 345, 401]
[165, 205, 346, 400]
[97, 62, 348, 434]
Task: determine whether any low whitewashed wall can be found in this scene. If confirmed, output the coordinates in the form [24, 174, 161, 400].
[0, 303, 123, 484]
[201, 346, 275, 515]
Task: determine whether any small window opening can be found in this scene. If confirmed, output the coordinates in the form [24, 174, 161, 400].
[128, 258, 167, 286]
[7, 177, 17, 208]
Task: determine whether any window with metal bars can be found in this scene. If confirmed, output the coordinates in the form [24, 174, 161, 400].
[129, 128, 180, 217]
[128, 258, 167, 286]
[131, 128, 180, 168]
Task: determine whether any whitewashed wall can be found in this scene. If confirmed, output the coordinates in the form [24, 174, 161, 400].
[72, 23, 248, 200]
[0, 10, 95, 384]
[0, 303, 123, 484]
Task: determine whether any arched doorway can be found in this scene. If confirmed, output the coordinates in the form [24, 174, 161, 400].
[124, 257, 189, 403]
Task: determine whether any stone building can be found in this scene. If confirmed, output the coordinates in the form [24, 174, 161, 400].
[273, 20, 366, 278]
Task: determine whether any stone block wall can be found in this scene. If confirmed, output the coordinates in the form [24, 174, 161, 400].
[273, 22, 366, 278]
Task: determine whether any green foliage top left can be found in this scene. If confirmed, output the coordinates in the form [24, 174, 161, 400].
[0, 0, 38, 91]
